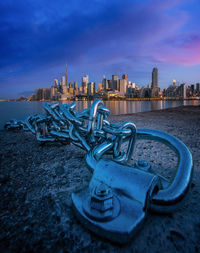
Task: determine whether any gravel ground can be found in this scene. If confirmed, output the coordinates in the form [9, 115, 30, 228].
[0, 105, 200, 253]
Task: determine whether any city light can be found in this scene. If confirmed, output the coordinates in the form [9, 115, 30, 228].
[31, 66, 200, 101]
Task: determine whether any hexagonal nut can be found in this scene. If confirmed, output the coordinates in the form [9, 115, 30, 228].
[90, 187, 113, 212]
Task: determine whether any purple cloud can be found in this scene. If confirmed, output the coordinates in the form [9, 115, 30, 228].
[0, 0, 200, 98]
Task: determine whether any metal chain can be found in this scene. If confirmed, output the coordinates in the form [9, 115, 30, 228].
[4, 99, 136, 162]
[4, 99, 193, 217]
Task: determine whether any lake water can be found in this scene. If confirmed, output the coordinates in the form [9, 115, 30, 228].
[0, 100, 199, 129]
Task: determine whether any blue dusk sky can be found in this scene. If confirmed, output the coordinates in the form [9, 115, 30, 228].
[0, 0, 200, 98]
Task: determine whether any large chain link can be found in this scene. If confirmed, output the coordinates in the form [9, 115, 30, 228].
[4, 99, 136, 162]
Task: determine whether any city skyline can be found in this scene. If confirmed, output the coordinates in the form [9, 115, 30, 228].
[0, 0, 200, 99]
[31, 66, 199, 101]
[3, 64, 200, 100]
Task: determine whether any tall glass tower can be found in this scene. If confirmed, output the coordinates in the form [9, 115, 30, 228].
[152, 67, 158, 88]
[65, 64, 68, 87]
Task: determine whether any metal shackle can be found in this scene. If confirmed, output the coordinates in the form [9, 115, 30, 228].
[136, 129, 193, 213]
[86, 128, 193, 213]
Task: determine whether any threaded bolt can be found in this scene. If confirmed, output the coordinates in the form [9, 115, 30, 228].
[95, 183, 109, 197]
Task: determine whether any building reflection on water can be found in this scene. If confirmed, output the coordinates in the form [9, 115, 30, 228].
[0, 100, 200, 129]
[62, 100, 200, 115]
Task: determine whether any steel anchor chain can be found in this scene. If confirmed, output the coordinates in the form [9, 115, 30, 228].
[4, 99, 193, 243]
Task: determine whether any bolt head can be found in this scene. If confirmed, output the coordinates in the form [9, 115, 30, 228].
[135, 159, 151, 172]
[138, 159, 148, 167]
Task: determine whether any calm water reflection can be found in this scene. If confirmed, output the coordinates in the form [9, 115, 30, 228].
[0, 100, 199, 129]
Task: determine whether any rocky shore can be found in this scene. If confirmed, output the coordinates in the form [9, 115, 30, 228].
[0, 105, 200, 253]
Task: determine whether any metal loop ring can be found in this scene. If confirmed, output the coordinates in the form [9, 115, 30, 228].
[136, 129, 193, 213]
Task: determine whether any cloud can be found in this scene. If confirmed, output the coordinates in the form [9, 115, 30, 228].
[0, 0, 200, 97]
[0, 0, 188, 70]
[153, 34, 200, 65]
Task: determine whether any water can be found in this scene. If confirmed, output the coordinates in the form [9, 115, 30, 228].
[0, 100, 199, 129]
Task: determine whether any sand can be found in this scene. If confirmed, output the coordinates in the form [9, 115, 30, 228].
[0, 105, 200, 253]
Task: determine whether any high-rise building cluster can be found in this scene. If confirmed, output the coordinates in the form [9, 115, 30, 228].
[32, 65, 200, 101]
[163, 82, 200, 99]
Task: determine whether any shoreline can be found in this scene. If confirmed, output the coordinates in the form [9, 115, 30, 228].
[1, 97, 200, 102]
[110, 104, 200, 117]
[1, 104, 199, 131]
[0, 106, 200, 252]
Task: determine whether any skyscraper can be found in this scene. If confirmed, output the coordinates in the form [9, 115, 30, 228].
[61, 76, 68, 94]
[151, 67, 159, 97]
[119, 79, 127, 96]
[196, 83, 200, 94]
[131, 83, 136, 88]
[74, 81, 78, 91]
[88, 82, 95, 96]
[112, 75, 119, 90]
[66, 64, 68, 87]
[61, 76, 65, 86]
[102, 76, 108, 91]
[82, 75, 89, 95]
[152, 68, 158, 88]
[122, 74, 128, 85]
[35, 88, 51, 100]
[51, 86, 56, 99]
[54, 79, 58, 87]
[191, 84, 195, 95]
[107, 80, 112, 89]
[98, 83, 103, 91]
[62, 84, 68, 94]
[180, 83, 186, 99]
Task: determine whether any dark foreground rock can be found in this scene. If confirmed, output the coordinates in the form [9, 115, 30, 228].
[0, 105, 200, 253]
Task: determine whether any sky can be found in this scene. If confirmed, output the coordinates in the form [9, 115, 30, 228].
[0, 0, 200, 99]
